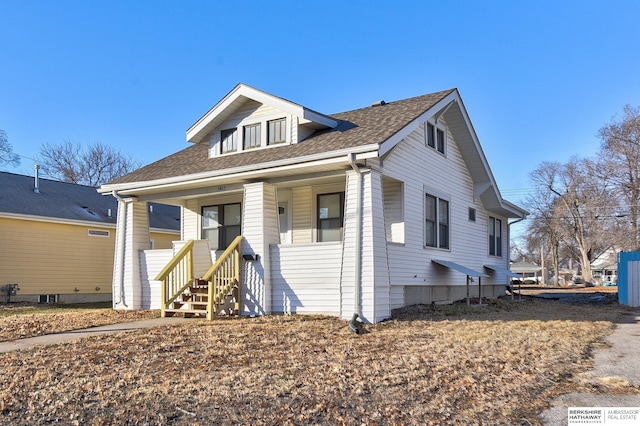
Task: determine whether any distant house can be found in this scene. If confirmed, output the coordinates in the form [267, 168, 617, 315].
[510, 260, 543, 282]
[591, 248, 618, 285]
[99, 83, 527, 323]
[0, 171, 180, 303]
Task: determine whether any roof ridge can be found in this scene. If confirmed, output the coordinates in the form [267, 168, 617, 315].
[330, 88, 457, 116]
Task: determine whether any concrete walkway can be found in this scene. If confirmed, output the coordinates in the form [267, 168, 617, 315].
[0, 317, 191, 353]
[540, 312, 640, 425]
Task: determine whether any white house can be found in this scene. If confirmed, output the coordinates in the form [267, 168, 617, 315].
[98, 83, 527, 324]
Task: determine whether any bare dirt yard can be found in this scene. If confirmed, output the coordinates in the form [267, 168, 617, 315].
[0, 292, 638, 425]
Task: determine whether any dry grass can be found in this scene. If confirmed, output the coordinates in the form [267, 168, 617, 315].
[0, 297, 638, 425]
[0, 303, 159, 342]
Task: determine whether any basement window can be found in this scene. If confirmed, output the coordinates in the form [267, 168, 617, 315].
[88, 229, 110, 237]
[39, 294, 58, 304]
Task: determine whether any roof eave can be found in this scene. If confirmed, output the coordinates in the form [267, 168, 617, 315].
[98, 144, 380, 196]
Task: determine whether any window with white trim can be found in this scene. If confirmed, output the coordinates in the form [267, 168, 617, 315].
[436, 128, 445, 154]
[221, 128, 238, 153]
[427, 123, 435, 148]
[202, 203, 242, 250]
[317, 192, 345, 242]
[268, 118, 286, 145]
[489, 216, 502, 256]
[243, 123, 261, 150]
[425, 121, 446, 154]
[425, 193, 449, 249]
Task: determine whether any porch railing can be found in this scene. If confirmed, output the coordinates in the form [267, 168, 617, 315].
[202, 235, 243, 320]
[156, 240, 195, 318]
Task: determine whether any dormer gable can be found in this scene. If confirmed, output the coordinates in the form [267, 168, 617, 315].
[186, 83, 338, 158]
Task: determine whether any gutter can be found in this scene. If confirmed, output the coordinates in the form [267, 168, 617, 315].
[347, 153, 363, 333]
[98, 144, 380, 195]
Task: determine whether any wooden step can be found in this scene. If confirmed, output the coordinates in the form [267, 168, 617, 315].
[164, 308, 208, 318]
[173, 300, 209, 308]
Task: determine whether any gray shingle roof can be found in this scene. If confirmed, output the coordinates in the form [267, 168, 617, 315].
[0, 172, 180, 230]
[108, 88, 456, 185]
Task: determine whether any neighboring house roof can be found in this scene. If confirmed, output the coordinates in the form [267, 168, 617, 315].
[0, 172, 180, 231]
[100, 83, 526, 219]
[510, 261, 542, 274]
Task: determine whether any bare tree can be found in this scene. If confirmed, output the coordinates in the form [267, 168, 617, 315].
[0, 129, 20, 167]
[529, 157, 617, 284]
[598, 104, 640, 249]
[525, 170, 566, 286]
[39, 141, 140, 187]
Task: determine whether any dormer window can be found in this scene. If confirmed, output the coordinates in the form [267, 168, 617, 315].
[221, 128, 238, 153]
[243, 123, 261, 150]
[216, 116, 289, 156]
[268, 118, 286, 145]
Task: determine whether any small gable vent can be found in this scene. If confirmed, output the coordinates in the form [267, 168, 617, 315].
[371, 100, 386, 107]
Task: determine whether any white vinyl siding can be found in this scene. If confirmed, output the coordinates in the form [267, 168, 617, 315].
[270, 243, 342, 315]
[291, 186, 313, 243]
[382, 116, 509, 297]
[241, 182, 279, 315]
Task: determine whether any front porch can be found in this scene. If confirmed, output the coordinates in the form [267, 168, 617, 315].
[111, 167, 393, 323]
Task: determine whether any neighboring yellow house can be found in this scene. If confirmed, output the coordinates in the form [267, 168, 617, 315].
[0, 171, 180, 303]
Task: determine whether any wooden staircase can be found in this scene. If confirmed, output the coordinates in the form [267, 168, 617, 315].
[164, 279, 238, 318]
[157, 236, 243, 320]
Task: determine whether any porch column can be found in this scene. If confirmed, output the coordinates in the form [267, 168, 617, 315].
[112, 198, 151, 310]
[340, 168, 391, 323]
[241, 182, 279, 315]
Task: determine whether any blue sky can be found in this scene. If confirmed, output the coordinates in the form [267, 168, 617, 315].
[1, 0, 639, 238]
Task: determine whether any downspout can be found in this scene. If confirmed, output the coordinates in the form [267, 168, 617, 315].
[112, 190, 128, 307]
[348, 153, 363, 333]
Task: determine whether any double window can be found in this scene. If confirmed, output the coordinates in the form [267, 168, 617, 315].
[317, 192, 345, 242]
[202, 203, 242, 250]
[489, 216, 502, 256]
[426, 122, 446, 154]
[425, 194, 449, 249]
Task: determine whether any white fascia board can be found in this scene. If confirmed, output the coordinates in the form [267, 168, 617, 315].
[501, 199, 529, 218]
[440, 91, 526, 219]
[378, 90, 460, 157]
[187, 83, 245, 143]
[302, 108, 338, 128]
[99, 144, 380, 195]
[186, 83, 337, 143]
